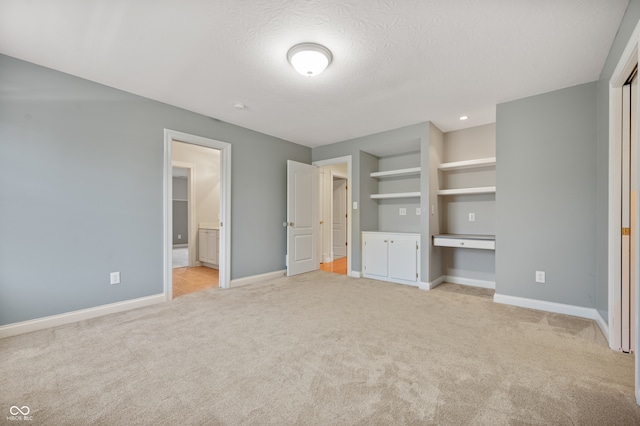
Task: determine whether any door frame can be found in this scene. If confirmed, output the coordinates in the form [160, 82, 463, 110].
[608, 19, 640, 405]
[171, 161, 196, 267]
[331, 172, 348, 260]
[164, 129, 232, 298]
[313, 156, 353, 276]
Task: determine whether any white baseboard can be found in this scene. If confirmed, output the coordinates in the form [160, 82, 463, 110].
[419, 275, 445, 291]
[443, 275, 495, 289]
[350, 271, 362, 278]
[494, 293, 605, 325]
[230, 270, 285, 287]
[0, 294, 165, 339]
[593, 310, 609, 341]
[172, 244, 188, 248]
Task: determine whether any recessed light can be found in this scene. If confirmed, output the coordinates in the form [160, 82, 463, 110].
[459, 115, 469, 121]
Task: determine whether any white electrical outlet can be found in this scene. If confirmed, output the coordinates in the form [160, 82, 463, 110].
[399, 208, 407, 216]
[469, 213, 476, 222]
[431, 205, 435, 215]
[535, 271, 545, 283]
[178, 234, 182, 239]
[110, 272, 121, 285]
[416, 207, 421, 216]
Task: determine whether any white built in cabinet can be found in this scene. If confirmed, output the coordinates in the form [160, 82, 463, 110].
[362, 232, 420, 286]
[198, 228, 219, 267]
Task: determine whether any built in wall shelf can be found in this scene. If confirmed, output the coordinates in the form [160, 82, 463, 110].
[437, 186, 496, 196]
[433, 234, 495, 250]
[370, 167, 421, 178]
[371, 192, 421, 199]
[437, 157, 496, 171]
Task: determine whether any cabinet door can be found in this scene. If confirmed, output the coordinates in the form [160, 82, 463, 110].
[198, 230, 208, 262]
[214, 231, 220, 265]
[206, 230, 217, 264]
[363, 234, 388, 278]
[388, 236, 418, 282]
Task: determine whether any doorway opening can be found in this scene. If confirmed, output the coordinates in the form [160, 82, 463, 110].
[171, 142, 220, 298]
[164, 129, 231, 300]
[314, 157, 352, 276]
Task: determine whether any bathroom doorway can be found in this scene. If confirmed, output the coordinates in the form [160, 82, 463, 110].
[164, 129, 232, 300]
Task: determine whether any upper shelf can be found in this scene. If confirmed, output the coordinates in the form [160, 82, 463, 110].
[370, 167, 421, 178]
[437, 187, 496, 196]
[370, 192, 421, 199]
[437, 157, 496, 171]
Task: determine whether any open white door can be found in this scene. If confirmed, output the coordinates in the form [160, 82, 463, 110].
[287, 160, 319, 276]
[332, 177, 347, 258]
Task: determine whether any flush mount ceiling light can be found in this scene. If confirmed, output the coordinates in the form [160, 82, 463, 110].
[287, 43, 333, 77]
[459, 115, 469, 121]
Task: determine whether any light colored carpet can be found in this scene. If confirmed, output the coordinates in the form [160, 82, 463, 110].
[172, 246, 188, 268]
[1, 271, 639, 425]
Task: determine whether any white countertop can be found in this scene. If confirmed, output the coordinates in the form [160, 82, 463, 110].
[199, 222, 219, 230]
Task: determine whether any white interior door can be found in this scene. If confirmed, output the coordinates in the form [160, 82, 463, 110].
[332, 177, 347, 258]
[287, 160, 318, 276]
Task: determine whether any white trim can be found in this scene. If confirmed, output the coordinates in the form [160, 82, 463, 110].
[313, 156, 353, 277]
[444, 275, 495, 289]
[0, 295, 164, 339]
[607, 21, 640, 405]
[230, 270, 285, 287]
[419, 275, 445, 290]
[494, 293, 603, 323]
[594, 310, 609, 342]
[171, 161, 196, 268]
[610, 19, 640, 349]
[349, 270, 362, 278]
[164, 129, 232, 299]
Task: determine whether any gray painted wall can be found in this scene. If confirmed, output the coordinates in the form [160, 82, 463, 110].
[595, 0, 640, 322]
[0, 54, 310, 326]
[496, 82, 597, 307]
[172, 177, 188, 245]
[428, 124, 444, 281]
[312, 123, 428, 273]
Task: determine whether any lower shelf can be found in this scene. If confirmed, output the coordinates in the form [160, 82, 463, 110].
[433, 234, 495, 250]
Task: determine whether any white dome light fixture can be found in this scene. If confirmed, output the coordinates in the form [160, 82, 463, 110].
[287, 43, 333, 77]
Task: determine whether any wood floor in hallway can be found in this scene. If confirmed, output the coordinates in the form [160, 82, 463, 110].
[172, 266, 219, 299]
[320, 257, 347, 275]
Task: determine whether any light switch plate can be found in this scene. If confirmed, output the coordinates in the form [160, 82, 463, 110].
[416, 207, 421, 215]
[110, 272, 121, 285]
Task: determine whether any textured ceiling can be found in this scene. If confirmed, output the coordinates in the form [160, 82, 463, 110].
[0, 0, 630, 147]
